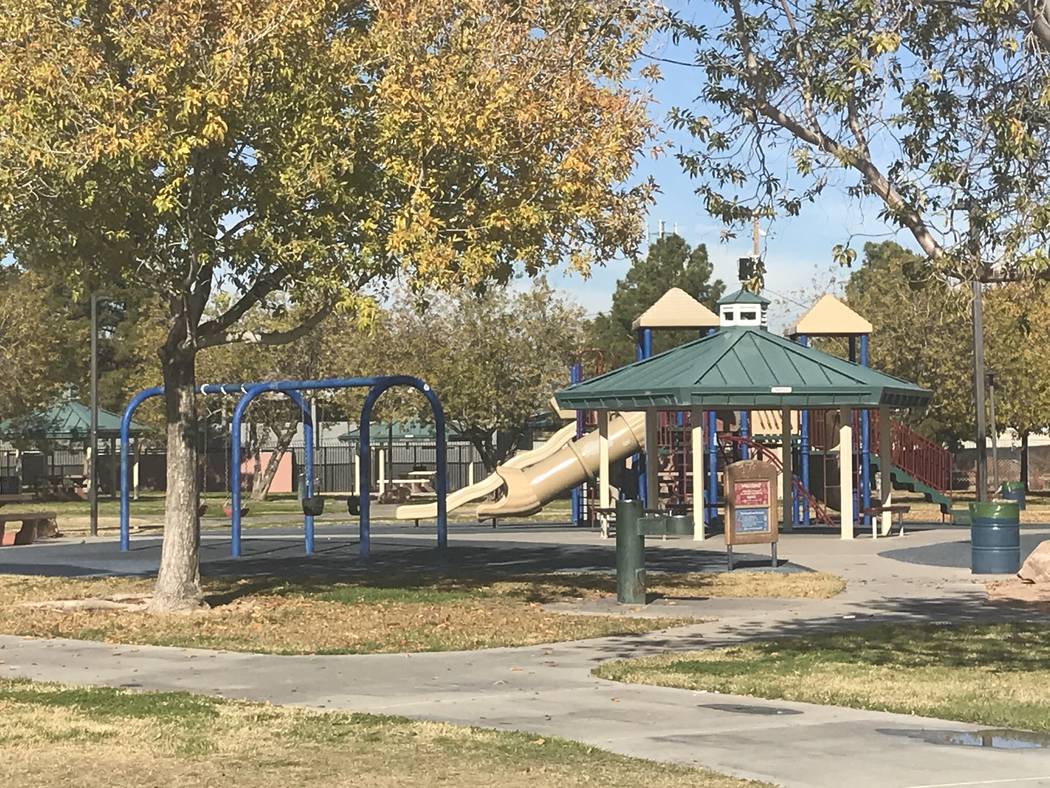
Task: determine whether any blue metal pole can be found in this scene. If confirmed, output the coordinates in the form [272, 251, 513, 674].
[121, 382, 315, 553]
[634, 329, 653, 506]
[228, 388, 259, 558]
[119, 386, 163, 551]
[703, 328, 718, 523]
[739, 410, 750, 459]
[569, 362, 583, 526]
[228, 386, 315, 557]
[860, 334, 871, 527]
[284, 391, 314, 555]
[707, 410, 717, 523]
[798, 335, 811, 525]
[360, 376, 447, 558]
[358, 417, 372, 558]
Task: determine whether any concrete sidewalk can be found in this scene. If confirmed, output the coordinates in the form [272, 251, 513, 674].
[2, 525, 1050, 786]
[3, 630, 1050, 788]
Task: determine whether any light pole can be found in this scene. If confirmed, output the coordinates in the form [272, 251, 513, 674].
[88, 293, 112, 537]
[89, 293, 101, 536]
[972, 281, 989, 501]
[986, 371, 998, 492]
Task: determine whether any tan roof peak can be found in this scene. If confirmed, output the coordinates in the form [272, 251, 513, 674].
[631, 287, 720, 330]
[790, 294, 872, 336]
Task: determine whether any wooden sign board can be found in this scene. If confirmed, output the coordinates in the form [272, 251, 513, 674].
[725, 459, 779, 546]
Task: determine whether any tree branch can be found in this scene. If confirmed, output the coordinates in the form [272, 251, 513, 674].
[197, 301, 335, 349]
[753, 97, 945, 261]
[197, 269, 285, 340]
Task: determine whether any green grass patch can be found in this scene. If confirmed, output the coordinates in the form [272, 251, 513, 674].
[0, 680, 767, 787]
[310, 584, 480, 605]
[0, 680, 220, 722]
[595, 622, 1050, 732]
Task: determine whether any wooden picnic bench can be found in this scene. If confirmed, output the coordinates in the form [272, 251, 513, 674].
[0, 511, 58, 546]
[863, 503, 911, 538]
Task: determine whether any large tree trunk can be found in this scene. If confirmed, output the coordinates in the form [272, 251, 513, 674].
[251, 422, 298, 501]
[149, 345, 205, 612]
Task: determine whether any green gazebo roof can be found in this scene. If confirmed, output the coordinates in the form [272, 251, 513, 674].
[717, 288, 771, 306]
[555, 327, 931, 410]
[338, 420, 466, 442]
[0, 401, 151, 440]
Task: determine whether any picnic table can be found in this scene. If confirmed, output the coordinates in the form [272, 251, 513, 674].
[390, 470, 436, 497]
[0, 494, 58, 545]
[0, 493, 37, 507]
[863, 503, 911, 538]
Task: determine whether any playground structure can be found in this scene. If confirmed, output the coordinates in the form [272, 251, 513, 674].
[116, 281, 944, 550]
[555, 287, 933, 540]
[387, 280, 941, 541]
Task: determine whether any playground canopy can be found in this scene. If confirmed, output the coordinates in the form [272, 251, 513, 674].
[1, 401, 150, 441]
[555, 324, 931, 541]
[339, 421, 445, 442]
[555, 327, 930, 411]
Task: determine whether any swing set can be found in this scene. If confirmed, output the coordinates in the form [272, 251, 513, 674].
[119, 376, 448, 559]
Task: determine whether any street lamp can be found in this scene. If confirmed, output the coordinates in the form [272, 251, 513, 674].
[89, 293, 111, 537]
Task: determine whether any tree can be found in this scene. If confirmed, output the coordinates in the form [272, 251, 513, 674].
[672, 2, 1050, 281]
[984, 283, 1050, 489]
[587, 233, 724, 367]
[376, 281, 585, 471]
[843, 242, 973, 446]
[0, 0, 658, 610]
[0, 268, 85, 426]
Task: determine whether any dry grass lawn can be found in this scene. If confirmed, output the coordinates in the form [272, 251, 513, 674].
[595, 623, 1050, 732]
[0, 570, 842, 655]
[0, 679, 768, 788]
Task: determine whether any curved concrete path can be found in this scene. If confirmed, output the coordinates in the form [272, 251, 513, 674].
[2, 525, 1050, 787]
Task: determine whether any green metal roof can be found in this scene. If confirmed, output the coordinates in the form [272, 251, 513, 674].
[0, 401, 151, 439]
[338, 420, 466, 442]
[555, 327, 931, 410]
[717, 288, 771, 306]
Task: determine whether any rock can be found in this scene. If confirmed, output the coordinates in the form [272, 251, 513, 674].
[1018, 540, 1050, 584]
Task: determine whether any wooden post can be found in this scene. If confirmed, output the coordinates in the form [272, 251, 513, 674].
[378, 448, 386, 496]
[353, 451, 360, 495]
[879, 406, 893, 537]
[644, 410, 659, 510]
[597, 410, 610, 538]
[839, 408, 853, 539]
[689, 407, 705, 540]
[781, 408, 793, 528]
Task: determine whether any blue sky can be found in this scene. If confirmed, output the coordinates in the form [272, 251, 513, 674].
[542, 3, 916, 333]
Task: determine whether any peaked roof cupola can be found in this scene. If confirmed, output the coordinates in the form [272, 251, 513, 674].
[717, 288, 771, 329]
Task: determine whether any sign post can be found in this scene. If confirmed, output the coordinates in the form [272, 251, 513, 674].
[725, 459, 779, 570]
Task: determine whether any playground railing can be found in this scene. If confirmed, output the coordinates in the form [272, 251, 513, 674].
[869, 412, 951, 494]
[719, 434, 834, 526]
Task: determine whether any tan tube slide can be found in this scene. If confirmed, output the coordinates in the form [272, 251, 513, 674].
[476, 411, 646, 517]
[394, 422, 579, 520]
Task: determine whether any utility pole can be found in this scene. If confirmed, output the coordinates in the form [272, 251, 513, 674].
[89, 293, 100, 536]
[987, 371, 998, 492]
[972, 281, 989, 501]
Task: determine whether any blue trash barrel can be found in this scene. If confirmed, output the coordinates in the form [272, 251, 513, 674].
[999, 481, 1026, 511]
[969, 501, 1020, 574]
